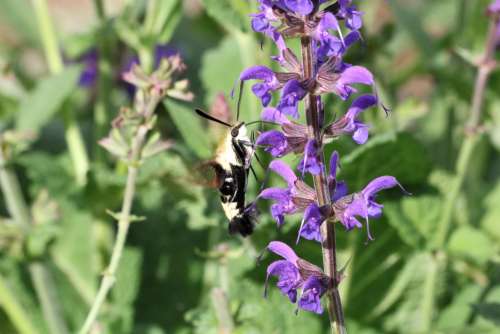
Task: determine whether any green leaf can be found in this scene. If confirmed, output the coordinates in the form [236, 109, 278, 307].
[340, 132, 431, 190]
[16, 66, 81, 132]
[201, 0, 248, 32]
[447, 226, 496, 265]
[437, 284, 482, 331]
[163, 99, 212, 158]
[472, 303, 500, 325]
[384, 195, 441, 248]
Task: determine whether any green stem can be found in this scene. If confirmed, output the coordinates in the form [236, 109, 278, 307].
[31, 0, 89, 186]
[433, 18, 498, 249]
[0, 146, 69, 334]
[0, 274, 40, 334]
[78, 96, 160, 334]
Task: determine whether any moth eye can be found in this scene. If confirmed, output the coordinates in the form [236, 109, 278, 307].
[231, 128, 239, 137]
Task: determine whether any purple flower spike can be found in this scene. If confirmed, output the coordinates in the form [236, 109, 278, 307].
[240, 66, 281, 106]
[298, 276, 326, 314]
[488, 0, 500, 14]
[298, 140, 322, 175]
[278, 80, 307, 118]
[297, 203, 324, 243]
[334, 176, 403, 239]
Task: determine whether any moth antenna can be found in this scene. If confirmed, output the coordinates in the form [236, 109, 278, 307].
[195, 108, 232, 127]
[236, 80, 244, 121]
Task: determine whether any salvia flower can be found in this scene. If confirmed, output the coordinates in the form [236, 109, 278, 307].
[333, 176, 404, 239]
[297, 139, 322, 175]
[259, 160, 315, 226]
[256, 107, 308, 157]
[324, 94, 378, 144]
[265, 241, 328, 314]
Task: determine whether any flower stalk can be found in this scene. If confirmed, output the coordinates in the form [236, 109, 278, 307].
[79, 55, 192, 333]
[301, 35, 346, 334]
[433, 7, 499, 249]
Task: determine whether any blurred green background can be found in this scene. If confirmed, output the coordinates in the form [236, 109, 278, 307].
[0, 0, 499, 333]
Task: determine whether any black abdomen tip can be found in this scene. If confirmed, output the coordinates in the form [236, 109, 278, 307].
[228, 215, 254, 237]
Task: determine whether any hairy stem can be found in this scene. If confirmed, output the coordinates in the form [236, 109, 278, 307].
[31, 0, 89, 186]
[301, 36, 346, 334]
[78, 96, 160, 334]
[433, 17, 498, 249]
[0, 146, 69, 334]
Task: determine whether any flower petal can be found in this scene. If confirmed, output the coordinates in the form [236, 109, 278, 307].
[298, 203, 323, 243]
[259, 187, 290, 201]
[268, 241, 299, 265]
[240, 65, 274, 81]
[362, 176, 400, 198]
[256, 130, 290, 157]
[284, 0, 314, 15]
[269, 160, 297, 186]
[261, 107, 290, 125]
[298, 276, 326, 314]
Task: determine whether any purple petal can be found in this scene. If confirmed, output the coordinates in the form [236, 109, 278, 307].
[297, 140, 322, 176]
[298, 276, 326, 314]
[269, 160, 297, 186]
[362, 176, 400, 198]
[259, 187, 290, 201]
[261, 107, 290, 125]
[284, 0, 314, 15]
[277, 80, 307, 119]
[339, 66, 374, 86]
[240, 65, 274, 81]
[268, 241, 299, 264]
[298, 203, 323, 243]
[332, 181, 348, 202]
[489, 0, 500, 13]
[352, 124, 369, 144]
[328, 151, 340, 180]
[266, 259, 300, 302]
[256, 130, 290, 157]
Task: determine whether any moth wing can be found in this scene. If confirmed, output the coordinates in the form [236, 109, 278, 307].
[191, 161, 225, 189]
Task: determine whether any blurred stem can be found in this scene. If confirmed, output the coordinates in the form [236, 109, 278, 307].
[79, 95, 160, 334]
[31, 0, 89, 186]
[0, 274, 40, 334]
[433, 17, 498, 249]
[301, 36, 346, 334]
[0, 146, 69, 334]
[211, 288, 234, 334]
[92, 0, 113, 162]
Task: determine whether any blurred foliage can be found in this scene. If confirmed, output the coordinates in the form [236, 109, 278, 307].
[0, 0, 499, 333]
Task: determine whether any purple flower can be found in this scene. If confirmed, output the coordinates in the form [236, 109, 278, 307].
[316, 58, 374, 100]
[333, 176, 403, 239]
[277, 79, 307, 118]
[325, 94, 378, 144]
[297, 203, 324, 243]
[297, 139, 322, 175]
[488, 0, 500, 14]
[256, 107, 308, 157]
[240, 66, 285, 106]
[259, 160, 316, 226]
[336, 0, 363, 31]
[284, 0, 314, 15]
[265, 241, 328, 314]
[78, 50, 98, 87]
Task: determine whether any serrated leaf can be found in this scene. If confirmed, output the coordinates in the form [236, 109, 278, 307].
[16, 66, 81, 132]
[163, 99, 212, 158]
[340, 132, 431, 190]
[447, 226, 495, 265]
